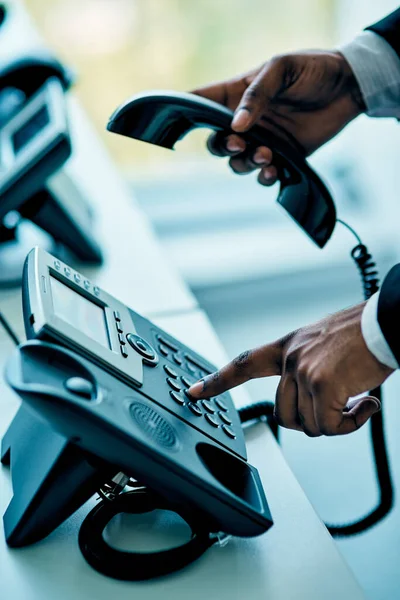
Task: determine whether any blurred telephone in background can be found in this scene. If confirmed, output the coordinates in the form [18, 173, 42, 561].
[0, 51, 103, 287]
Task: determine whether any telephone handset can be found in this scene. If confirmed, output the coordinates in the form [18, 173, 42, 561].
[1, 247, 272, 549]
[107, 90, 337, 248]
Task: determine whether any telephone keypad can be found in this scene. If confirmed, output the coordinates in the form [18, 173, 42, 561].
[215, 398, 228, 412]
[222, 424, 236, 439]
[219, 411, 232, 425]
[163, 365, 178, 379]
[169, 390, 185, 406]
[201, 400, 215, 414]
[187, 402, 202, 417]
[180, 375, 196, 388]
[172, 353, 183, 366]
[205, 413, 219, 428]
[157, 335, 178, 352]
[166, 378, 182, 392]
[159, 344, 169, 357]
[148, 328, 241, 454]
[186, 362, 198, 375]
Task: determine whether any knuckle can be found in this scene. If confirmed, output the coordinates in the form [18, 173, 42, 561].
[318, 423, 336, 437]
[296, 361, 309, 382]
[284, 349, 298, 373]
[304, 428, 321, 438]
[309, 373, 327, 394]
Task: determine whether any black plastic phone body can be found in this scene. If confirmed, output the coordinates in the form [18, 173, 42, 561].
[1, 247, 273, 546]
[107, 90, 336, 248]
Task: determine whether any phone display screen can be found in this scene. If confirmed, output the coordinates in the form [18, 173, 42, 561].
[50, 275, 110, 349]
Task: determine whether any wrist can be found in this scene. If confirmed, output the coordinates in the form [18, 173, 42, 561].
[334, 50, 367, 117]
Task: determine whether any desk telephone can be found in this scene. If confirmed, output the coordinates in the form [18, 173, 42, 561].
[1, 92, 392, 579]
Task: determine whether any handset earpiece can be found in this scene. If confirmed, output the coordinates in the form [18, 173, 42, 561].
[107, 90, 336, 248]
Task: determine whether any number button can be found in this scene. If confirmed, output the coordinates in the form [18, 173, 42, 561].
[201, 400, 215, 414]
[166, 378, 181, 392]
[215, 397, 228, 412]
[219, 412, 232, 425]
[164, 365, 178, 379]
[222, 424, 236, 439]
[187, 403, 202, 417]
[205, 413, 219, 428]
[169, 391, 185, 406]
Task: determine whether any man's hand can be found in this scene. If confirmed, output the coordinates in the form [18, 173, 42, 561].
[188, 303, 394, 436]
[192, 51, 365, 186]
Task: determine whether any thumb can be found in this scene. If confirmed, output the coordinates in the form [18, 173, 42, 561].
[231, 58, 287, 132]
[345, 395, 381, 430]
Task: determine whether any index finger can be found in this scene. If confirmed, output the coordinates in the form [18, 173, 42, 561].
[188, 343, 282, 399]
[191, 70, 258, 111]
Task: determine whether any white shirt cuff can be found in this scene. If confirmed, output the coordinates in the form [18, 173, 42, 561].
[361, 291, 398, 369]
[339, 31, 400, 119]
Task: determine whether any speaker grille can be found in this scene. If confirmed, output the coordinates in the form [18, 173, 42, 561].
[129, 402, 178, 449]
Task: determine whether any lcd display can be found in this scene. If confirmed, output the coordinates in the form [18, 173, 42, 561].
[50, 275, 110, 349]
[12, 104, 50, 154]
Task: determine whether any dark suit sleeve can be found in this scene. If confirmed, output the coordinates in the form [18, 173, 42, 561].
[366, 8, 400, 58]
[377, 264, 400, 365]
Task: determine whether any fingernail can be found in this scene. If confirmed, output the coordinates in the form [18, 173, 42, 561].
[253, 150, 267, 164]
[188, 381, 203, 397]
[226, 139, 243, 152]
[369, 398, 381, 412]
[232, 108, 251, 130]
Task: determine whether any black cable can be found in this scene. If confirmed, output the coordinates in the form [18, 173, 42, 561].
[78, 489, 216, 581]
[0, 312, 20, 346]
[325, 223, 393, 536]
[238, 220, 394, 538]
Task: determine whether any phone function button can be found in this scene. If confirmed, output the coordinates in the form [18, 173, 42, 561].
[188, 402, 202, 417]
[173, 353, 183, 366]
[201, 400, 215, 414]
[181, 375, 196, 388]
[166, 378, 182, 392]
[157, 335, 178, 352]
[159, 344, 169, 357]
[54, 260, 61, 270]
[84, 279, 91, 290]
[215, 397, 228, 412]
[114, 310, 121, 321]
[186, 362, 198, 375]
[222, 424, 236, 439]
[116, 322, 123, 334]
[219, 411, 232, 425]
[64, 267, 71, 277]
[127, 334, 156, 361]
[169, 391, 185, 406]
[93, 286, 100, 296]
[183, 388, 195, 401]
[64, 377, 94, 400]
[205, 413, 220, 428]
[74, 273, 81, 284]
[120, 345, 129, 358]
[164, 365, 178, 379]
[118, 333, 125, 345]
